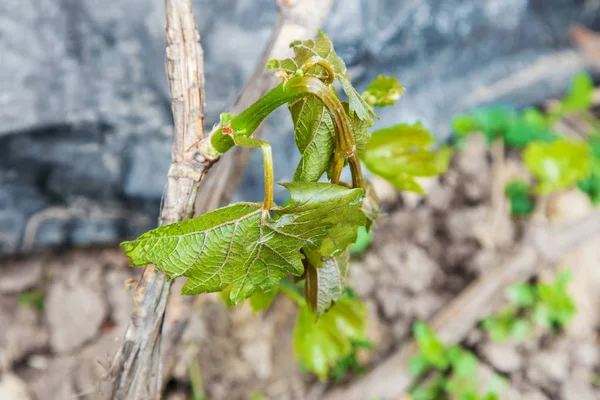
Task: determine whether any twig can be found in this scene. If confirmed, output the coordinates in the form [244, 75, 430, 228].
[324, 210, 600, 400]
[159, 0, 336, 388]
[108, 1, 209, 399]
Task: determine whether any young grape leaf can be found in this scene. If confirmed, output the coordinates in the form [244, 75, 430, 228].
[446, 346, 477, 377]
[409, 353, 431, 377]
[504, 180, 535, 217]
[361, 123, 450, 194]
[121, 182, 365, 304]
[362, 75, 404, 108]
[523, 139, 591, 194]
[280, 182, 366, 257]
[293, 295, 368, 381]
[561, 71, 594, 112]
[266, 30, 375, 122]
[504, 108, 555, 148]
[578, 135, 600, 205]
[452, 107, 516, 145]
[413, 321, 448, 370]
[249, 287, 279, 313]
[534, 271, 576, 329]
[507, 282, 535, 307]
[290, 95, 336, 182]
[304, 250, 349, 315]
[345, 102, 373, 157]
[509, 318, 531, 342]
[349, 226, 374, 256]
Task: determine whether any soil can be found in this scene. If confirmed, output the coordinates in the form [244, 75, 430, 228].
[1, 136, 599, 400]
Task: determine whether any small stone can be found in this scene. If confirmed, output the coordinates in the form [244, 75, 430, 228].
[520, 391, 550, 400]
[0, 258, 43, 294]
[46, 281, 107, 353]
[410, 293, 443, 320]
[427, 178, 453, 211]
[0, 298, 49, 366]
[349, 263, 375, 297]
[466, 249, 497, 275]
[0, 373, 31, 400]
[104, 268, 134, 329]
[241, 340, 272, 379]
[383, 243, 439, 294]
[375, 287, 405, 320]
[445, 206, 488, 242]
[561, 378, 597, 400]
[481, 341, 523, 373]
[527, 349, 569, 388]
[572, 340, 599, 368]
[27, 357, 77, 400]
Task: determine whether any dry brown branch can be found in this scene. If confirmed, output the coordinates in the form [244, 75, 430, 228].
[108, 0, 208, 398]
[324, 210, 600, 400]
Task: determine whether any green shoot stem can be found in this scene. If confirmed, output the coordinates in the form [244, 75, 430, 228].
[209, 76, 357, 185]
[300, 56, 335, 85]
[232, 136, 274, 211]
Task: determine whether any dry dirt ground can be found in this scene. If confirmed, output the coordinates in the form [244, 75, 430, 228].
[0, 136, 599, 400]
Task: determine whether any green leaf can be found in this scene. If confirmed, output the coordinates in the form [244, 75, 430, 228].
[481, 307, 516, 342]
[413, 322, 448, 370]
[509, 318, 531, 342]
[506, 283, 535, 307]
[304, 251, 350, 315]
[452, 114, 478, 136]
[534, 271, 576, 329]
[349, 226, 374, 256]
[504, 108, 555, 149]
[267, 30, 375, 122]
[409, 353, 431, 377]
[504, 180, 535, 217]
[362, 75, 404, 108]
[282, 183, 366, 258]
[18, 290, 45, 312]
[561, 71, 594, 112]
[290, 95, 335, 182]
[249, 287, 279, 313]
[346, 102, 373, 157]
[454, 107, 516, 145]
[293, 296, 368, 381]
[578, 138, 600, 204]
[523, 139, 591, 194]
[446, 346, 478, 377]
[361, 123, 448, 194]
[121, 182, 365, 304]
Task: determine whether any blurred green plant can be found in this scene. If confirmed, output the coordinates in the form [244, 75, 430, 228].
[504, 180, 535, 217]
[18, 289, 45, 312]
[482, 271, 576, 342]
[452, 71, 600, 209]
[409, 322, 505, 400]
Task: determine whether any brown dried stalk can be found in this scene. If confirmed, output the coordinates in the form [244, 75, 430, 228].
[108, 0, 209, 398]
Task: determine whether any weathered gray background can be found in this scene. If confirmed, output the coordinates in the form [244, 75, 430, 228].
[1, 0, 599, 256]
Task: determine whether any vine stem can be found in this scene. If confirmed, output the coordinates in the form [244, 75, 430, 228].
[108, 0, 208, 398]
